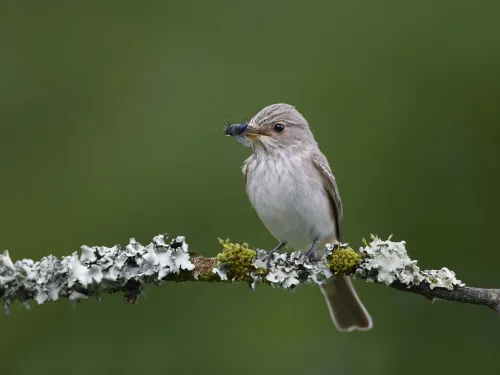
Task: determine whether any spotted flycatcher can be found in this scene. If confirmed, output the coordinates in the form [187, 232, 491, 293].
[225, 103, 372, 331]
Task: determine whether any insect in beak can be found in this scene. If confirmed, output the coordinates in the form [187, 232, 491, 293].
[224, 122, 252, 147]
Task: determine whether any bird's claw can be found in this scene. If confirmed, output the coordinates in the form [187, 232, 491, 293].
[304, 239, 319, 261]
[304, 249, 318, 262]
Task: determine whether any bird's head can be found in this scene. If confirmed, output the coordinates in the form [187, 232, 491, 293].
[224, 103, 315, 151]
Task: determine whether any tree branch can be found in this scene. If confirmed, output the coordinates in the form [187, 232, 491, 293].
[390, 282, 500, 314]
[0, 234, 498, 315]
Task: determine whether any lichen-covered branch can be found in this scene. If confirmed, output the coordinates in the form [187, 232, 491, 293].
[1, 234, 499, 315]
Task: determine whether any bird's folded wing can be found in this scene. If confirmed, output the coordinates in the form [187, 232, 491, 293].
[311, 151, 344, 242]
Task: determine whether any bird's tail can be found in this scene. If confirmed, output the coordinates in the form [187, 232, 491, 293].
[320, 276, 373, 331]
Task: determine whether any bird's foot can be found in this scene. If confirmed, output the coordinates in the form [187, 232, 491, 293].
[266, 242, 287, 268]
[304, 249, 318, 261]
[304, 239, 320, 261]
[271, 242, 287, 253]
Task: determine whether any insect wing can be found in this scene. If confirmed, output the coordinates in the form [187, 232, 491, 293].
[235, 134, 252, 147]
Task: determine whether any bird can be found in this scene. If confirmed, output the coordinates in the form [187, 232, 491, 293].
[224, 103, 372, 331]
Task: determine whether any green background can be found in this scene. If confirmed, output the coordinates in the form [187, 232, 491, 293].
[1, 1, 499, 374]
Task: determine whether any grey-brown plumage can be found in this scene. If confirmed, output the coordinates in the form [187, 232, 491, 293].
[226, 103, 372, 331]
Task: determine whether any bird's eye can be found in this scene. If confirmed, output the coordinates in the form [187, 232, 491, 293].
[273, 123, 285, 133]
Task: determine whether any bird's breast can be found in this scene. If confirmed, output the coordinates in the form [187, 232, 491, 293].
[244, 153, 336, 251]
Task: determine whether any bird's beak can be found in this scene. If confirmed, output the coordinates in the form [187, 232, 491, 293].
[244, 125, 261, 139]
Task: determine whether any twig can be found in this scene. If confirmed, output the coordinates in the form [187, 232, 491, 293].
[0, 234, 498, 315]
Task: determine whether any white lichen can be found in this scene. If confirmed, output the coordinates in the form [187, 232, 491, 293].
[249, 272, 262, 290]
[69, 291, 88, 301]
[357, 238, 425, 285]
[0, 251, 16, 285]
[422, 267, 464, 290]
[357, 237, 464, 290]
[212, 266, 228, 281]
[0, 234, 194, 314]
[247, 248, 334, 289]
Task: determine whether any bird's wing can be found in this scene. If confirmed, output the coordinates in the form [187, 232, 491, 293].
[242, 157, 250, 189]
[242, 163, 247, 187]
[311, 151, 344, 242]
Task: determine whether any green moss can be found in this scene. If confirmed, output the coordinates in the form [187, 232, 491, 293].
[216, 239, 256, 281]
[328, 247, 362, 275]
[255, 267, 268, 278]
[196, 270, 218, 282]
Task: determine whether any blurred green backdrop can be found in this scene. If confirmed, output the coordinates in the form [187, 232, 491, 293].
[1, 1, 499, 374]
